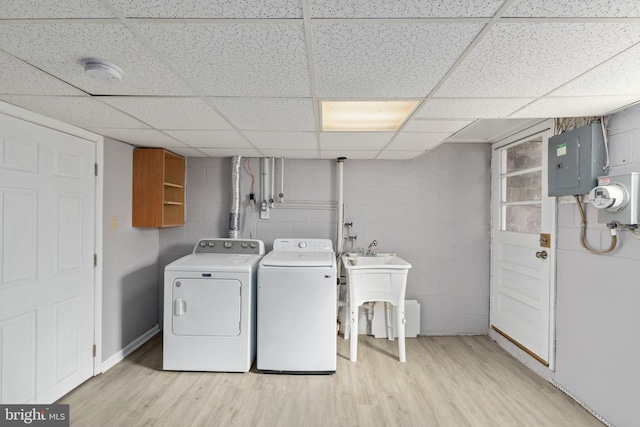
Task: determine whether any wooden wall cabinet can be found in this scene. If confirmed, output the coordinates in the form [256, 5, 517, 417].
[132, 148, 185, 227]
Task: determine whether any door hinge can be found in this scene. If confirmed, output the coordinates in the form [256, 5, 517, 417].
[93, 344, 97, 358]
[94, 254, 97, 267]
[95, 163, 98, 176]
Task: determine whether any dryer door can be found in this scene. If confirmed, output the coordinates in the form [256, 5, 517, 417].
[171, 278, 241, 336]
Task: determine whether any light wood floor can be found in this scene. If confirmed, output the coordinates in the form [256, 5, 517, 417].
[59, 334, 602, 426]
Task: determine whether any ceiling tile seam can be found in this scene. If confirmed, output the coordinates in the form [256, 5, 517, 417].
[98, 0, 266, 157]
[505, 40, 640, 119]
[309, 18, 491, 25]
[374, 0, 520, 159]
[126, 18, 302, 25]
[0, 49, 92, 97]
[525, 40, 640, 100]
[0, 18, 120, 24]
[497, 17, 640, 24]
[301, 0, 322, 159]
[414, 0, 521, 105]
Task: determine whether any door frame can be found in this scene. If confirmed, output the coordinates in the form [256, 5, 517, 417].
[489, 119, 557, 371]
[0, 100, 104, 376]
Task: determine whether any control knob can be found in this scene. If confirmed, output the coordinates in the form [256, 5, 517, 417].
[298, 241, 307, 248]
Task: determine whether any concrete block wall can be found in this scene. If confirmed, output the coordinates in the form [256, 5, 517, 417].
[158, 143, 491, 335]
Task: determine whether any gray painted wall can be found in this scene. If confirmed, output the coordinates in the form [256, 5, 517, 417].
[102, 139, 160, 361]
[158, 143, 492, 335]
[492, 105, 640, 427]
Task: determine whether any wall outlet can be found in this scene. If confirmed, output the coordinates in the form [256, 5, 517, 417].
[111, 215, 118, 229]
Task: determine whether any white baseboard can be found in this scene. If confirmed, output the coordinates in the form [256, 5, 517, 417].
[99, 325, 160, 373]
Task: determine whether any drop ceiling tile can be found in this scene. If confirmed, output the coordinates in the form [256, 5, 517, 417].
[436, 22, 640, 98]
[260, 150, 319, 159]
[387, 133, 451, 151]
[319, 132, 393, 150]
[377, 151, 425, 160]
[138, 23, 310, 97]
[165, 130, 253, 149]
[0, 51, 86, 96]
[243, 131, 317, 150]
[90, 128, 185, 147]
[198, 148, 262, 157]
[0, 23, 193, 96]
[1, 0, 114, 18]
[510, 96, 640, 118]
[99, 97, 232, 130]
[446, 118, 545, 143]
[552, 46, 640, 96]
[310, 0, 504, 18]
[415, 98, 535, 119]
[210, 98, 315, 131]
[110, 0, 302, 18]
[0, 96, 148, 129]
[403, 119, 473, 133]
[505, 0, 640, 17]
[320, 150, 379, 160]
[312, 22, 484, 98]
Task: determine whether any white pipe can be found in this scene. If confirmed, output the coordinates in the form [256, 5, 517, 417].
[270, 157, 275, 207]
[279, 157, 285, 202]
[261, 157, 269, 211]
[337, 157, 346, 253]
[229, 155, 242, 239]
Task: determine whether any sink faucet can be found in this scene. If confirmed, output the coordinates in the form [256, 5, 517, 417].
[366, 240, 377, 256]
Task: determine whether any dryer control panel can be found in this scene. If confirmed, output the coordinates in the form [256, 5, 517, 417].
[193, 238, 265, 255]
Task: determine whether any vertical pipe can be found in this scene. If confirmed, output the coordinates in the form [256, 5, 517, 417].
[337, 157, 346, 253]
[270, 156, 275, 207]
[229, 155, 242, 239]
[279, 157, 285, 202]
[261, 157, 269, 211]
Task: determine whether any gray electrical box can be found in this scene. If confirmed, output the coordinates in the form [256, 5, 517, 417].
[548, 123, 606, 196]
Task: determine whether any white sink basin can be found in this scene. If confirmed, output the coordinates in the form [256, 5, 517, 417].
[343, 253, 411, 270]
[342, 252, 411, 363]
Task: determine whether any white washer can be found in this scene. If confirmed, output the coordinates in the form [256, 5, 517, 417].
[257, 238, 337, 373]
[163, 238, 264, 372]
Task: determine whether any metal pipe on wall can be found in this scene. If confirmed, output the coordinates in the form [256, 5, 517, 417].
[229, 155, 242, 239]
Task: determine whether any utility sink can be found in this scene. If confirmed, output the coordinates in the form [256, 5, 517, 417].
[342, 252, 411, 363]
[343, 253, 411, 270]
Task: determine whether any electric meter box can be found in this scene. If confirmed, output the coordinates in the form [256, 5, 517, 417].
[548, 123, 606, 196]
[589, 172, 640, 225]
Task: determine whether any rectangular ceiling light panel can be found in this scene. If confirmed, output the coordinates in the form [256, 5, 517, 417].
[321, 100, 419, 131]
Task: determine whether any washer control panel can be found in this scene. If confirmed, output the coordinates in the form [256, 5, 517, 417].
[193, 239, 264, 255]
[272, 238, 333, 252]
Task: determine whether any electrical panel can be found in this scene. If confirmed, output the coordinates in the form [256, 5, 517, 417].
[588, 172, 640, 225]
[548, 123, 606, 196]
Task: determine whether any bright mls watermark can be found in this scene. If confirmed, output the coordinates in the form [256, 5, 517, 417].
[0, 405, 69, 427]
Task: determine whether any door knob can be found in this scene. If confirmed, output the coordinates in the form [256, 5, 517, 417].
[535, 250, 548, 259]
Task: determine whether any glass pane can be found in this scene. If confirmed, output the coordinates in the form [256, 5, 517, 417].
[503, 138, 542, 173]
[502, 171, 542, 202]
[502, 204, 541, 233]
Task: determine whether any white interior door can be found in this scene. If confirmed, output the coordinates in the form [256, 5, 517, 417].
[0, 113, 96, 403]
[490, 122, 556, 368]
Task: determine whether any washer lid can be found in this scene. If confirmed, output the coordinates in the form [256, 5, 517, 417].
[261, 251, 334, 267]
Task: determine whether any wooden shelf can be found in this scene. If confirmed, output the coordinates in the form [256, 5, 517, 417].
[132, 148, 185, 228]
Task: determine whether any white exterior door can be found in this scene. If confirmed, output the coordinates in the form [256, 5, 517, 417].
[490, 122, 556, 368]
[0, 113, 96, 403]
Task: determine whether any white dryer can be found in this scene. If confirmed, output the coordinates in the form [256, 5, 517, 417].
[163, 238, 264, 372]
[257, 238, 337, 373]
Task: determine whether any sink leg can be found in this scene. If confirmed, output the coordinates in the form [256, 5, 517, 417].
[397, 304, 406, 363]
[350, 304, 358, 362]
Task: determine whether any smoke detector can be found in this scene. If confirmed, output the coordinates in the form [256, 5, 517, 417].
[83, 59, 123, 82]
